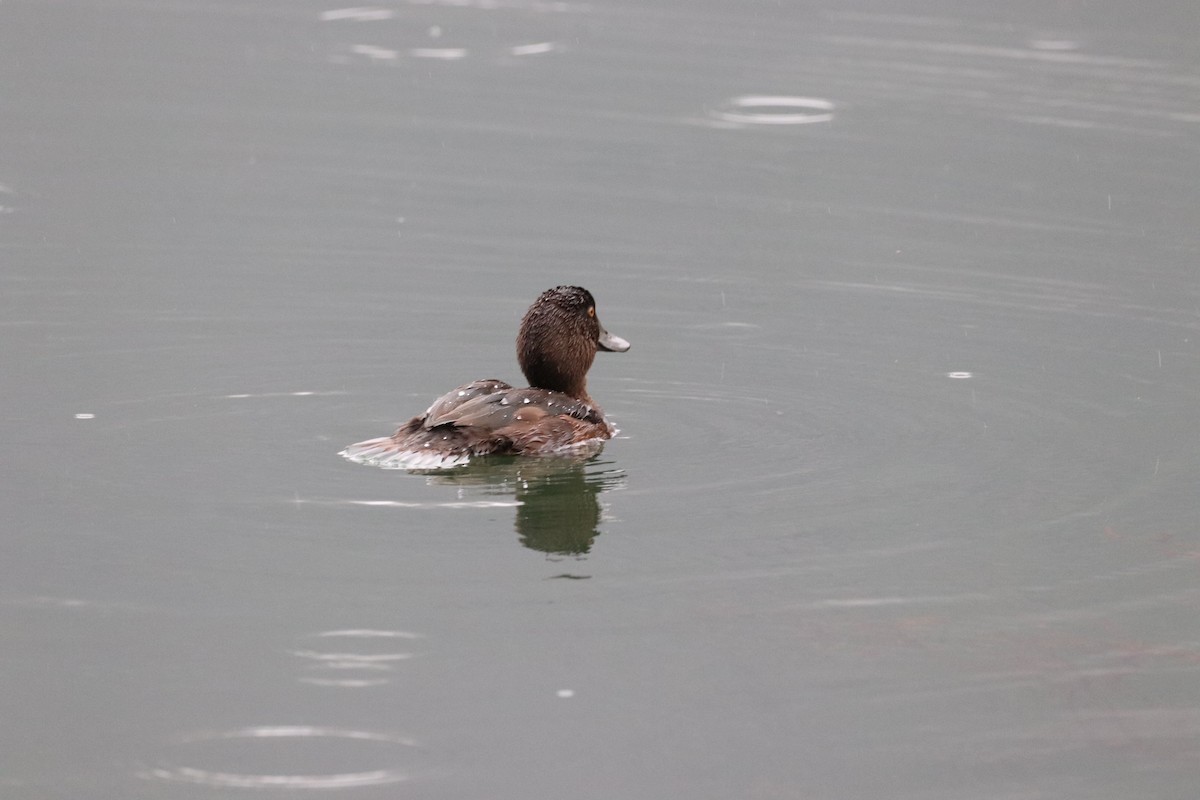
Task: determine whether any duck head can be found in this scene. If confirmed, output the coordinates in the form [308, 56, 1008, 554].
[517, 286, 630, 399]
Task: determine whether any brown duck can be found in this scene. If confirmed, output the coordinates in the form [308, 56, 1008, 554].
[341, 286, 629, 469]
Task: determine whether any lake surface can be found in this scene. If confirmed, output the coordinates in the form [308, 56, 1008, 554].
[3, 1, 1199, 797]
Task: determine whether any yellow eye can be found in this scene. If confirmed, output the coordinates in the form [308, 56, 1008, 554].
[587, 306, 595, 317]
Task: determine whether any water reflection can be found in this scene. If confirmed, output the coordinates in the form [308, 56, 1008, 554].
[419, 456, 625, 556]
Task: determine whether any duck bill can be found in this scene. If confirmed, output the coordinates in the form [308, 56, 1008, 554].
[597, 322, 630, 353]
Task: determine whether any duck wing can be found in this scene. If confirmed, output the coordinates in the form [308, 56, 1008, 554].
[425, 386, 601, 431]
[421, 379, 513, 428]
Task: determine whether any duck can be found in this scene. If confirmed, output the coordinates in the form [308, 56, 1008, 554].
[340, 286, 630, 469]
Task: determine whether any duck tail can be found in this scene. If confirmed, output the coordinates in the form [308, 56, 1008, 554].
[340, 415, 490, 469]
[339, 432, 474, 470]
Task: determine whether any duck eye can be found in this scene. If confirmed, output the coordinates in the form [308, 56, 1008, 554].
[587, 306, 595, 317]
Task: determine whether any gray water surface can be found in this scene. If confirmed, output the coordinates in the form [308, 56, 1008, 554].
[3, 1, 1199, 798]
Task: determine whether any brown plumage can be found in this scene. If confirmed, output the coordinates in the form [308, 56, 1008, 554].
[341, 286, 630, 469]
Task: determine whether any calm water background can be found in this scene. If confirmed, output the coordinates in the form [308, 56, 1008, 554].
[3, 0, 1199, 797]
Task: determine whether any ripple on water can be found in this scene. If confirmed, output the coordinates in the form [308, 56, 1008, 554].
[291, 629, 423, 688]
[139, 726, 418, 789]
[617, 272, 1192, 547]
[0, 180, 15, 215]
[706, 95, 836, 127]
[318, 0, 582, 65]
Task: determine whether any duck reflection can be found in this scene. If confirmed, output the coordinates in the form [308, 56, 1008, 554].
[417, 454, 625, 556]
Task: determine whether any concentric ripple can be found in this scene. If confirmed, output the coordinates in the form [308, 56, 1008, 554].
[318, 0, 581, 65]
[292, 629, 423, 688]
[615, 270, 1196, 552]
[139, 726, 418, 789]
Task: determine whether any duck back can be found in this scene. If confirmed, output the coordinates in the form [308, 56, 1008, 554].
[340, 379, 614, 470]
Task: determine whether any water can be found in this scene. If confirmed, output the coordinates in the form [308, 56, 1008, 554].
[2, 1, 1198, 797]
